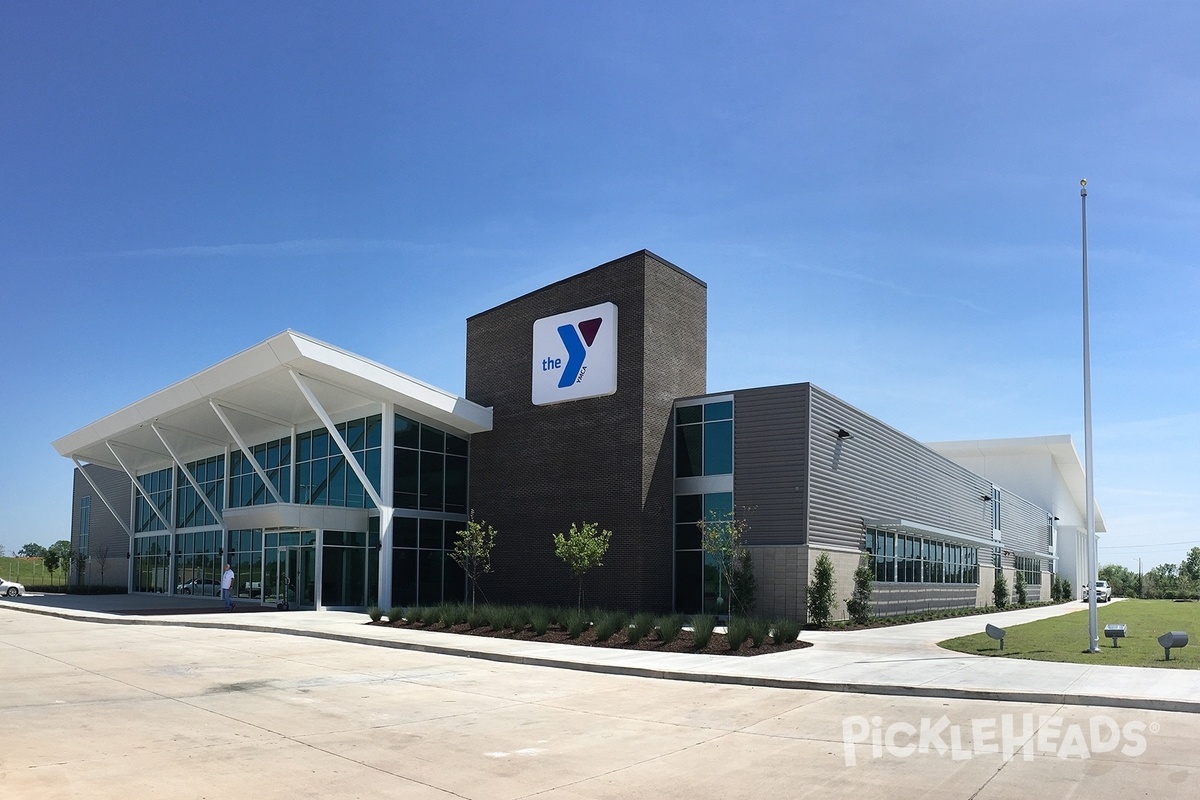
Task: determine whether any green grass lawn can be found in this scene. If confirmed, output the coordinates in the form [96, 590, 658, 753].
[939, 599, 1200, 669]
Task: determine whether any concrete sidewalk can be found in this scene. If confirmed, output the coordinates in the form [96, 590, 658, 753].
[4, 594, 1198, 714]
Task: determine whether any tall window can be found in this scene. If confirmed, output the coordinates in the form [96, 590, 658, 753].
[391, 517, 466, 606]
[230, 437, 292, 507]
[135, 468, 173, 532]
[992, 487, 1002, 530]
[393, 414, 468, 513]
[132, 535, 170, 593]
[176, 455, 224, 527]
[675, 400, 733, 478]
[79, 496, 91, 557]
[296, 416, 381, 508]
[673, 491, 733, 613]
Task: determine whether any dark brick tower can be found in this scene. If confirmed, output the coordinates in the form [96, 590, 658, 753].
[465, 250, 706, 611]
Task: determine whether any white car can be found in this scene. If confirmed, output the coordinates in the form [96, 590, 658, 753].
[0, 578, 26, 597]
[1083, 580, 1112, 602]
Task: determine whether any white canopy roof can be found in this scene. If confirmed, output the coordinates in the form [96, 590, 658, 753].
[53, 330, 492, 474]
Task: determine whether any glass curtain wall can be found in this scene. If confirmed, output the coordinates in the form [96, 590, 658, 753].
[391, 517, 467, 607]
[229, 529, 263, 600]
[864, 529, 980, 584]
[132, 535, 170, 593]
[174, 530, 222, 596]
[296, 415, 381, 508]
[321, 530, 380, 607]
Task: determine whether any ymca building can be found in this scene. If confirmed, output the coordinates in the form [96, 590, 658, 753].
[54, 251, 1101, 620]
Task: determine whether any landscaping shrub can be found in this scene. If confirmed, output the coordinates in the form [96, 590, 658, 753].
[466, 605, 488, 630]
[627, 612, 655, 645]
[726, 617, 750, 650]
[807, 553, 836, 628]
[387, 606, 405, 623]
[772, 618, 800, 644]
[846, 554, 874, 625]
[690, 614, 717, 649]
[593, 610, 626, 642]
[656, 615, 685, 644]
[563, 608, 589, 638]
[529, 608, 552, 635]
[367, 606, 383, 623]
[993, 572, 1009, 609]
[748, 617, 770, 647]
[1015, 571, 1028, 605]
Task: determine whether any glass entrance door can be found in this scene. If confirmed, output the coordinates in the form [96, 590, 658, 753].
[263, 534, 316, 609]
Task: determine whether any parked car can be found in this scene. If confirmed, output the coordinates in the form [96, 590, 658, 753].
[0, 578, 26, 597]
[176, 577, 221, 595]
[1082, 580, 1111, 602]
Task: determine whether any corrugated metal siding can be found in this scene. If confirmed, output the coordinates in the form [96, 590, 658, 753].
[731, 384, 810, 546]
[807, 386, 995, 550]
[1000, 489, 1053, 558]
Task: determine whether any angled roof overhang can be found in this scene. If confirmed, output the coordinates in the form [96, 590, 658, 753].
[926, 435, 1106, 533]
[53, 330, 493, 474]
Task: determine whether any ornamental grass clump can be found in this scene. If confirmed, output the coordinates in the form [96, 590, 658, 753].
[726, 617, 751, 651]
[593, 610, 627, 642]
[466, 605, 488, 630]
[563, 608, 590, 639]
[690, 614, 717, 649]
[367, 606, 383, 623]
[530, 608, 552, 636]
[387, 606, 405, 623]
[748, 617, 770, 648]
[627, 612, 655, 645]
[772, 618, 800, 644]
[656, 615, 685, 644]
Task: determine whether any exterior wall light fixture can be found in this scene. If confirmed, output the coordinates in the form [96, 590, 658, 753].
[836, 428, 853, 439]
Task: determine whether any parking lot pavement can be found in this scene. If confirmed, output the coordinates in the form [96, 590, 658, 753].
[2, 609, 1198, 799]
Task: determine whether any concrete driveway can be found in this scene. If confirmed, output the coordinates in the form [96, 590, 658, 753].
[2, 608, 1199, 799]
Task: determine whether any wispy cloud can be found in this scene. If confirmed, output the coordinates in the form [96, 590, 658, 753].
[86, 238, 426, 260]
[793, 261, 990, 312]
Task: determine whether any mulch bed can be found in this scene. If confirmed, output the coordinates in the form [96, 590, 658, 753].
[369, 620, 813, 656]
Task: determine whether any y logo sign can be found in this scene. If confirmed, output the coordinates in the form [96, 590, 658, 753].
[532, 302, 617, 406]
[555, 317, 602, 388]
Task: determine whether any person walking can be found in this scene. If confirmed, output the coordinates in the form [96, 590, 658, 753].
[221, 563, 236, 611]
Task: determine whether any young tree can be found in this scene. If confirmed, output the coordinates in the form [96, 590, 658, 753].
[845, 554, 874, 625]
[730, 550, 757, 615]
[807, 552, 836, 628]
[1014, 569, 1028, 605]
[992, 570, 1009, 609]
[553, 521, 613, 609]
[44, 540, 73, 583]
[96, 543, 111, 585]
[449, 513, 498, 607]
[697, 509, 753, 616]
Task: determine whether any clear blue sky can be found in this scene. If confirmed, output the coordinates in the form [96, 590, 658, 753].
[2, 2, 1196, 570]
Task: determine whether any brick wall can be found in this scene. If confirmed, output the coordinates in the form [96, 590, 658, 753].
[465, 250, 706, 612]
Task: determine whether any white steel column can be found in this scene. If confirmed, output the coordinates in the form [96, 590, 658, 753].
[70, 458, 133, 540]
[209, 400, 286, 505]
[105, 443, 172, 532]
[288, 370, 386, 511]
[377, 401, 395, 611]
[151, 424, 223, 526]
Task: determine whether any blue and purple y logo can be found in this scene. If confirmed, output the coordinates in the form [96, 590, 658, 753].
[532, 302, 618, 406]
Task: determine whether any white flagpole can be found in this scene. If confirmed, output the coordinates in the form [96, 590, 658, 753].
[1081, 178, 1099, 653]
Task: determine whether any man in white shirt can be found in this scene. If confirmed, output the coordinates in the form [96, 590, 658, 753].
[221, 564, 236, 611]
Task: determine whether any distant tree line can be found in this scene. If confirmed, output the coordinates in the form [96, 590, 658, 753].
[1100, 546, 1200, 600]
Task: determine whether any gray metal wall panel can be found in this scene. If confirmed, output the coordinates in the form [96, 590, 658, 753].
[806, 386, 996, 551]
[1000, 489, 1053, 559]
[731, 384, 810, 546]
[72, 464, 133, 588]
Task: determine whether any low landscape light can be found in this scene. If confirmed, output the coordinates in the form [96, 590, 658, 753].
[985, 623, 1006, 651]
[1104, 623, 1126, 647]
[1158, 631, 1189, 661]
